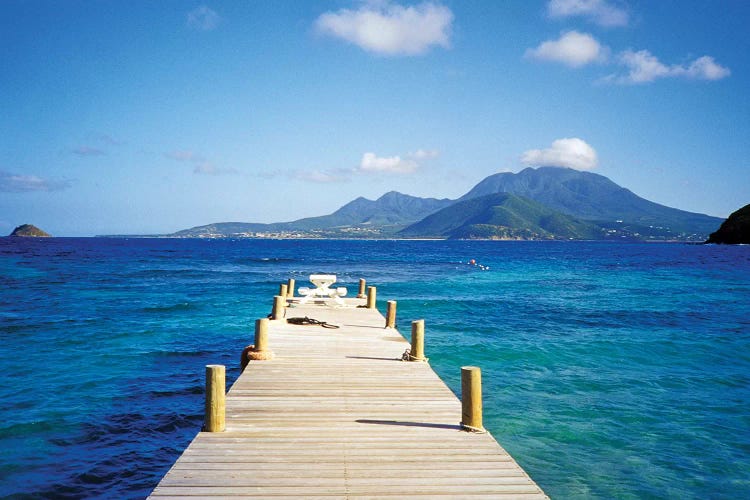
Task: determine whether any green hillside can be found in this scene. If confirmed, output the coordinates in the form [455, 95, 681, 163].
[461, 167, 722, 239]
[400, 193, 603, 240]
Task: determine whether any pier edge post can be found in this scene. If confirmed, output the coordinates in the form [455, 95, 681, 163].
[204, 364, 226, 432]
[255, 317, 269, 352]
[409, 319, 426, 361]
[287, 278, 295, 298]
[385, 300, 397, 328]
[357, 278, 366, 298]
[279, 283, 288, 299]
[272, 295, 285, 320]
[461, 366, 485, 432]
[366, 286, 377, 309]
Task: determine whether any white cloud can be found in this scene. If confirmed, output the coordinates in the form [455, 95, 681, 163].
[315, 1, 453, 56]
[547, 0, 629, 27]
[607, 50, 731, 84]
[521, 138, 598, 171]
[681, 56, 731, 81]
[358, 152, 419, 174]
[525, 31, 607, 67]
[0, 171, 71, 192]
[409, 149, 440, 160]
[187, 6, 221, 31]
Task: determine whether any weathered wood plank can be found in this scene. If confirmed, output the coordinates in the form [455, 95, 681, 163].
[148, 296, 547, 499]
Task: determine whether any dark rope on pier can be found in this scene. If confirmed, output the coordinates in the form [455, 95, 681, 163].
[286, 316, 340, 329]
[401, 348, 429, 362]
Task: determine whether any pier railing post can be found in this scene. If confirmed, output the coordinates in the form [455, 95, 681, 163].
[272, 295, 285, 320]
[357, 278, 366, 298]
[255, 317, 269, 352]
[279, 283, 288, 299]
[385, 300, 397, 328]
[409, 319, 427, 361]
[204, 365, 226, 432]
[287, 278, 295, 298]
[460, 366, 485, 432]
[241, 318, 274, 370]
[366, 286, 377, 309]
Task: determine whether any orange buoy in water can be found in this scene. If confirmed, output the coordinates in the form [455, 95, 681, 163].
[469, 259, 476, 265]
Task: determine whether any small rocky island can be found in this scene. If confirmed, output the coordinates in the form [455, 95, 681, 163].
[705, 204, 750, 244]
[9, 224, 51, 237]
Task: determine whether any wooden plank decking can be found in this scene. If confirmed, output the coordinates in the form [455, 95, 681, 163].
[149, 294, 547, 499]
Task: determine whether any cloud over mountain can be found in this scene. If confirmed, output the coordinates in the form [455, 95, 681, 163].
[358, 152, 418, 174]
[521, 138, 598, 171]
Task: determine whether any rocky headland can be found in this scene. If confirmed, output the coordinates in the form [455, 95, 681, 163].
[706, 204, 750, 244]
[9, 224, 51, 237]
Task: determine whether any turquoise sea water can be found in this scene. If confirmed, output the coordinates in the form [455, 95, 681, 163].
[1, 238, 749, 499]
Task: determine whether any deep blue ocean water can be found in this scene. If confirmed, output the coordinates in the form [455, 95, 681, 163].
[1, 238, 749, 499]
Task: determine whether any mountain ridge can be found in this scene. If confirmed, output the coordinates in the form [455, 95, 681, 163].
[138, 166, 724, 241]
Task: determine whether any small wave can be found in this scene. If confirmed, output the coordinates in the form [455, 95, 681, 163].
[141, 302, 195, 313]
[236, 257, 297, 264]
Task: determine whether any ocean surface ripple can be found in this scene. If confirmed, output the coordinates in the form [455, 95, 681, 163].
[1, 238, 748, 499]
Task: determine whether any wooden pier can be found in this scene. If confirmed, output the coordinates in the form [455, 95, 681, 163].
[149, 282, 547, 499]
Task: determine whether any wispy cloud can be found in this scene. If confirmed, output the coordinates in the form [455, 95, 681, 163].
[547, 0, 629, 27]
[193, 162, 238, 176]
[525, 31, 608, 67]
[293, 169, 353, 184]
[165, 150, 204, 162]
[165, 149, 237, 175]
[602, 50, 731, 84]
[0, 171, 71, 192]
[72, 146, 106, 157]
[97, 134, 124, 146]
[315, 1, 453, 56]
[521, 138, 598, 171]
[187, 5, 221, 31]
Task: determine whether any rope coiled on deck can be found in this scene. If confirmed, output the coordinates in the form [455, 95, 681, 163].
[286, 316, 340, 329]
[401, 348, 429, 362]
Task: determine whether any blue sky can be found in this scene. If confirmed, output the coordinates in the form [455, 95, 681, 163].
[1, 0, 748, 236]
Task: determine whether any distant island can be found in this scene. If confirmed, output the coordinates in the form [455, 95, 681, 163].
[705, 204, 750, 244]
[103, 167, 725, 242]
[9, 224, 51, 237]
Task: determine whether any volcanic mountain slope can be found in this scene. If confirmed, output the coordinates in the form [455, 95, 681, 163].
[400, 192, 602, 240]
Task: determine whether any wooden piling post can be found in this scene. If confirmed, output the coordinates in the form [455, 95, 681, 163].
[366, 286, 377, 309]
[461, 366, 485, 432]
[204, 365, 225, 432]
[279, 283, 288, 299]
[241, 318, 274, 370]
[409, 319, 427, 361]
[272, 295, 285, 320]
[385, 300, 397, 328]
[357, 278, 366, 298]
[287, 278, 295, 298]
[255, 317, 269, 352]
